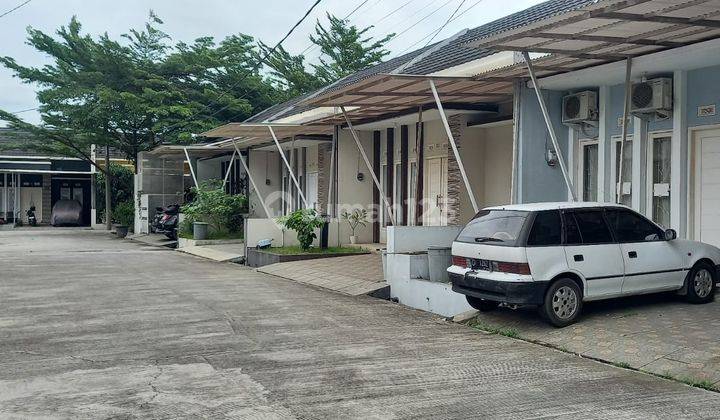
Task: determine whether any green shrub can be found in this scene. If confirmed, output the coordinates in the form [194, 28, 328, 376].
[113, 201, 135, 227]
[277, 209, 324, 251]
[181, 180, 248, 236]
[97, 163, 134, 223]
[341, 208, 368, 237]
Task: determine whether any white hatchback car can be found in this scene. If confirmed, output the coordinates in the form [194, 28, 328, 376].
[448, 202, 720, 327]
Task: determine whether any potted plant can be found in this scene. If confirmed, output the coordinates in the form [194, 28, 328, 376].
[277, 209, 324, 251]
[113, 200, 134, 238]
[181, 180, 248, 240]
[341, 208, 368, 245]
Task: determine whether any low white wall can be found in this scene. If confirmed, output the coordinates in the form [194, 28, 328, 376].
[244, 218, 341, 249]
[386, 226, 462, 253]
[387, 253, 472, 317]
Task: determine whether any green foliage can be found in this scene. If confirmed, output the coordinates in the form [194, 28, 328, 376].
[341, 208, 368, 236]
[0, 12, 281, 167]
[113, 201, 135, 227]
[262, 13, 394, 97]
[181, 180, 248, 235]
[96, 163, 134, 222]
[277, 209, 324, 251]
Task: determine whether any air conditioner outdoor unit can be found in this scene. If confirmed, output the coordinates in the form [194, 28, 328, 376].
[630, 78, 672, 115]
[562, 91, 598, 125]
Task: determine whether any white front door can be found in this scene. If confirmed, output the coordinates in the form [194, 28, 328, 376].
[694, 128, 720, 247]
[647, 134, 672, 228]
[424, 157, 447, 226]
[306, 172, 318, 211]
[611, 136, 633, 207]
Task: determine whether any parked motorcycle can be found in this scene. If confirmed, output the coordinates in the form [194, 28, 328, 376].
[26, 206, 37, 226]
[151, 204, 180, 240]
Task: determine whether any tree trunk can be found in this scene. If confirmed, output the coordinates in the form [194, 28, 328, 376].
[105, 145, 112, 230]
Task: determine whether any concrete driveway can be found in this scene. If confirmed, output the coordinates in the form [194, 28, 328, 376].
[3, 230, 720, 418]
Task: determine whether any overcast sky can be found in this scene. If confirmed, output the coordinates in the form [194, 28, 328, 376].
[0, 0, 544, 125]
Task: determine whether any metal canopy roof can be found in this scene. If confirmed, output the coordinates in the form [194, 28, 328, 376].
[198, 122, 333, 149]
[466, 0, 720, 77]
[302, 74, 513, 124]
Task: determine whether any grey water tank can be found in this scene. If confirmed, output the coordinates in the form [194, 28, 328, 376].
[427, 246, 451, 283]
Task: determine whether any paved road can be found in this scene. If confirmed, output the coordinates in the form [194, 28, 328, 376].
[2, 230, 720, 419]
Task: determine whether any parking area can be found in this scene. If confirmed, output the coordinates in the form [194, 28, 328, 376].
[5, 230, 720, 418]
[469, 291, 720, 389]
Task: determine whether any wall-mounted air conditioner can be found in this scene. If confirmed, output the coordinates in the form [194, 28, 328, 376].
[630, 78, 672, 115]
[562, 91, 598, 125]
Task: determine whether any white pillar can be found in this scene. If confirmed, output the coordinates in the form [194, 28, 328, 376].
[671, 70, 688, 237]
[598, 86, 610, 202]
[429, 79, 479, 213]
[632, 116, 647, 213]
[617, 57, 633, 204]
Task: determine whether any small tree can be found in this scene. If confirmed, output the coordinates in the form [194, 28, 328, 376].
[277, 209, 324, 251]
[181, 180, 248, 236]
[341, 208, 368, 239]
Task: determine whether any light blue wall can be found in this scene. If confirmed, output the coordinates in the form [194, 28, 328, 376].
[688, 64, 720, 127]
[517, 86, 569, 203]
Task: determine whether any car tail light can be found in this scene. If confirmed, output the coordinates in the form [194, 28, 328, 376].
[451, 256, 468, 268]
[494, 261, 531, 275]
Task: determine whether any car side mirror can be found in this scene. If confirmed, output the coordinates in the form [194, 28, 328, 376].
[664, 229, 677, 241]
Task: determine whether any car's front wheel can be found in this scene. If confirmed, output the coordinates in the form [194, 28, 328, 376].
[542, 278, 582, 328]
[685, 262, 716, 304]
[466, 296, 500, 312]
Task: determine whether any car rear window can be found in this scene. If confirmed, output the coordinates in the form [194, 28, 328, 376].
[456, 210, 529, 247]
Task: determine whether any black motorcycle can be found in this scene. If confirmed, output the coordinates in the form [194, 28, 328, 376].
[26, 206, 37, 226]
[151, 204, 180, 240]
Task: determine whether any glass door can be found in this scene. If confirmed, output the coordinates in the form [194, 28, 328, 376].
[647, 135, 672, 228]
[578, 141, 599, 202]
[613, 137, 633, 207]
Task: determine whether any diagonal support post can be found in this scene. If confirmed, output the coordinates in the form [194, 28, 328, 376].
[222, 149, 237, 190]
[183, 147, 199, 189]
[429, 79, 479, 213]
[268, 126, 309, 209]
[231, 140, 274, 219]
[523, 51, 577, 201]
[617, 57, 633, 204]
[341, 106, 396, 226]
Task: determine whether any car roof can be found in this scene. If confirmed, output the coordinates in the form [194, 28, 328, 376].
[484, 202, 632, 212]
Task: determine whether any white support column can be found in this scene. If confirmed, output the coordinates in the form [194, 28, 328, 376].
[326, 126, 337, 216]
[183, 147, 199, 189]
[231, 141, 274, 219]
[523, 51, 576, 201]
[268, 126, 308, 209]
[617, 57, 633, 204]
[597, 86, 610, 202]
[672, 70, 688, 237]
[222, 149, 237, 189]
[567, 126, 578, 201]
[341, 106, 397, 226]
[632, 116, 647, 213]
[510, 81, 521, 204]
[429, 79, 479, 213]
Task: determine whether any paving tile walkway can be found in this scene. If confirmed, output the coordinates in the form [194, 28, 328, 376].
[257, 254, 386, 296]
[469, 291, 720, 388]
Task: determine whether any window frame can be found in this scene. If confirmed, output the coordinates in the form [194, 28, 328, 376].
[605, 207, 664, 244]
[646, 132, 673, 228]
[561, 208, 617, 246]
[577, 138, 600, 202]
[525, 210, 563, 248]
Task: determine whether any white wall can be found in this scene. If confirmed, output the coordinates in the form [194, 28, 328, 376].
[336, 129, 375, 244]
[247, 150, 282, 218]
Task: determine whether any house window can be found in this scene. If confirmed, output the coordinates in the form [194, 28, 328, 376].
[613, 137, 633, 207]
[578, 140, 599, 202]
[648, 135, 672, 228]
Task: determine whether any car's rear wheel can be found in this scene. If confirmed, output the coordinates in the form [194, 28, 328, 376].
[542, 278, 582, 328]
[466, 296, 500, 312]
[685, 262, 716, 304]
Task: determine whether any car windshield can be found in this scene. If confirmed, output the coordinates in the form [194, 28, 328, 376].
[456, 210, 529, 246]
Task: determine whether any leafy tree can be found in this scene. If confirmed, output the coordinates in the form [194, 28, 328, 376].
[262, 14, 394, 97]
[96, 163, 135, 223]
[311, 13, 394, 84]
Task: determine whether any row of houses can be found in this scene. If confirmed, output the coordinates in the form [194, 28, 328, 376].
[135, 0, 720, 256]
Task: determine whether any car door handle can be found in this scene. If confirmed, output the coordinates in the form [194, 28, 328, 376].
[628, 251, 638, 259]
[574, 254, 584, 262]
